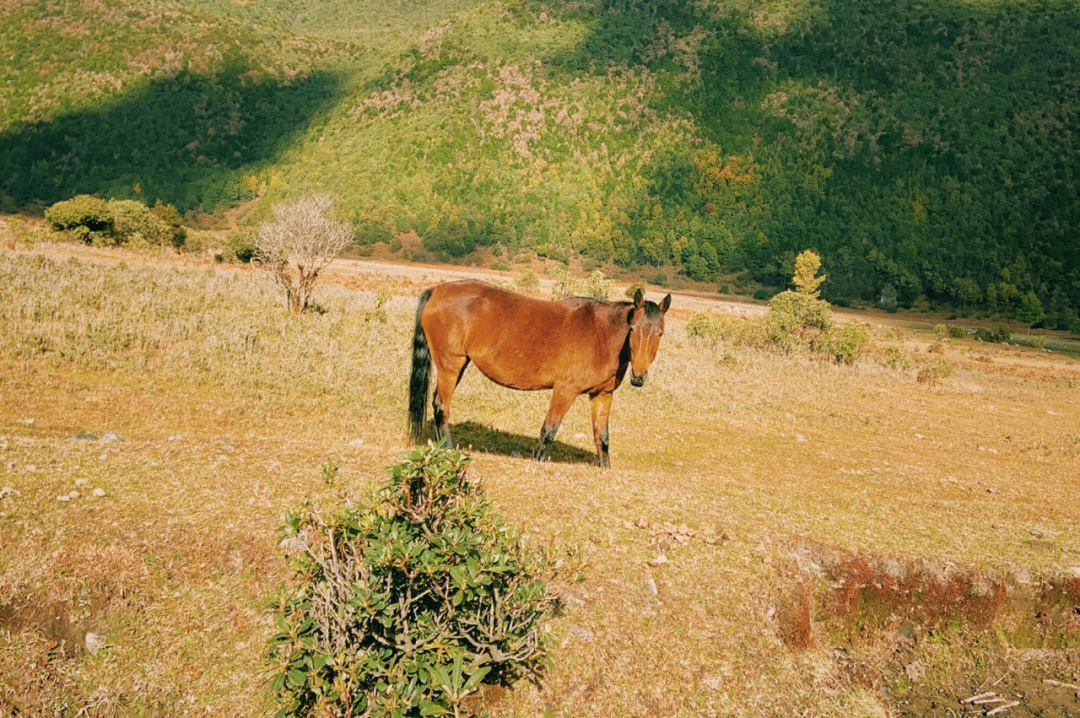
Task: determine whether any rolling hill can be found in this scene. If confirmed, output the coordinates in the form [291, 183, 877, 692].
[2, 0, 1079, 326]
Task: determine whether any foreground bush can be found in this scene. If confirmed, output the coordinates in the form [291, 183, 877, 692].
[268, 444, 560, 717]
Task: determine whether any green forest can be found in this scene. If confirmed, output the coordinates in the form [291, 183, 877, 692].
[2, 0, 1078, 326]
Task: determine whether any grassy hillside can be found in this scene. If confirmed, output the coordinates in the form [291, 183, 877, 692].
[2, 0, 1079, 325]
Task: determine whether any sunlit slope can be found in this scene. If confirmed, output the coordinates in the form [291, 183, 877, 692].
[2, 0, 1078, 322]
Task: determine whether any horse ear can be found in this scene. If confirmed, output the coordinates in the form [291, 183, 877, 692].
[633, 288, 644, 308]
[660, 293, 671, 313]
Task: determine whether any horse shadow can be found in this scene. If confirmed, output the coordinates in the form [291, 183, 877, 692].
[450, 422, 597, 465]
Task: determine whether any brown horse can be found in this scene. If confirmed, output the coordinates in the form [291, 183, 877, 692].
[408, 280, 670, 466]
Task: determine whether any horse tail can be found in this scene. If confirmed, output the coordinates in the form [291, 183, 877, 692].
[408, 289, 434, 443]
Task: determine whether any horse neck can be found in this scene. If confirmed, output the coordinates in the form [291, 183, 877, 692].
[602, 303, 633, 364]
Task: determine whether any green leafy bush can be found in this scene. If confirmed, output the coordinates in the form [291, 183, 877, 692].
[817, 322, 871, 365]
[549, 268, 583, 299]
[268, 444, 561, 718]
[151, 200, 186, 248]
[44, 195, 112, 242]
[625, 283, 644, 300]
[584, 270, 613, 300]
[514, 269, 539, 294]
[109, 199, 175, 246]
[917, 359, 954, 384]
[224, 228, 257, 263]
[762, 290, 833, 352]
[686, 311, 736, 345]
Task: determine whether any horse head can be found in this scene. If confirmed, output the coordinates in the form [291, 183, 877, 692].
[627, 289, 670, 386]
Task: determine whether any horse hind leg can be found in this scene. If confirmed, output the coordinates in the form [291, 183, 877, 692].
[432, 355, 469, 446]
[533, 385, 579, 461]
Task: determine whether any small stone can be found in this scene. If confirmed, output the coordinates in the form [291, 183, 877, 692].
[0, 486, 13, 500]
[1066, 567, 1080, 579]
[904, 661, 926, 681]
[21, 418, 34, 425]
[70, 433, 98, 441]
[57, 494, 71, 502]
[645, 575, 658, 596]
[280, 536, 307, 554]
[92, 488, 106, 498]
[563, 593, 586, 608]
[68, 490, 80, 499]
[986, 488, 998, 494]
[167, 434, 182, 442]
[84, 632, 105, 654]
[701, 676, 723, 691]
[648, 554, 668, 567]
[568, 625, 594, 642]
[913, 433, 925, 440]
[99, 432, 124, 443]
[348, 438, 364, 447]
[25, 465, 37, 473]
[898, 621, 917, 641]
[74, 478, 88, 487]
[98, 452, 108, 461]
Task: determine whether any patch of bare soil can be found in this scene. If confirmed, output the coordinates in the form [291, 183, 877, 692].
[0, 590, 109, 656]
[898, 671, 1080, 717]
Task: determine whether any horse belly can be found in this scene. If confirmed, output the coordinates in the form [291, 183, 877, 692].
[469, 348, 556, 391]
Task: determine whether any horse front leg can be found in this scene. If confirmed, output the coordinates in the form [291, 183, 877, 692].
[589, 392, 613, 468]
[533, 386, 578, 461]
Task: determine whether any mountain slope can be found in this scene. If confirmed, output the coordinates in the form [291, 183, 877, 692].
[2, 0, 1078, 325]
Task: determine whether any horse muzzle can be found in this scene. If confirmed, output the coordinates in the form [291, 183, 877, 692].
[630, 371, 646, 387]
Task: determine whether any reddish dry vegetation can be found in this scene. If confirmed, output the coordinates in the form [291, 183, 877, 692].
[776, 546, 1080, 651]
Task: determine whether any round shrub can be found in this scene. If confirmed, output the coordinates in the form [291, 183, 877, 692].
[108, 199, 175, 246]
[150, 200, 186, 248]
[224, 228, 257, 263]
[44, 195, 112, 241]
[268, 444, 560, 718]
[763, 290, 833, 351]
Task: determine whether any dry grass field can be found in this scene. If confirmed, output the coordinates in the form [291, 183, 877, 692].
[2, 241, 1079, 717]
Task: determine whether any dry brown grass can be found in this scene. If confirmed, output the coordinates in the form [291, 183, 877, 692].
[1, 243, 1078, 716]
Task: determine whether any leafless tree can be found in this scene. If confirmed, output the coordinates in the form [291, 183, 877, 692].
[255, 195, 352, 312]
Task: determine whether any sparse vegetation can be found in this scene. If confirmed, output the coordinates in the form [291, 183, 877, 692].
[1, 244, 1079, 716]
[514, 269, 539, 295]
[269, 443, 559, 718]
[255, 195, 351, 313]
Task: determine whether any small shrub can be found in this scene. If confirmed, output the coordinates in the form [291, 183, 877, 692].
[881, 345, 912, 370]
[763, 290, 832, 352]
[109, 199, 175, 246]
[550, 267, 584, 299]
[150, 200, 186, 248]
[718, 284, 730, 295]
[366, 288, 391, 323]
[625, 283, 645, 300]
[44, 195, 112, 242]
[817, 322, 870, 365]
[651, 272, 669, 288]
[932, 323, 948, 341]
[268, 444, 561, 718]
[389, 238, 403, 253]
[515, 269, 539, 294]
[224, 228, 257, 263]
[917, 359, 953, 384]
[686, 311, 736, 345]
[947, 325, 965, 339]
[584, 270, 613, 300]
[752, 287, 773, 301]
[493, 260, 511, 272]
